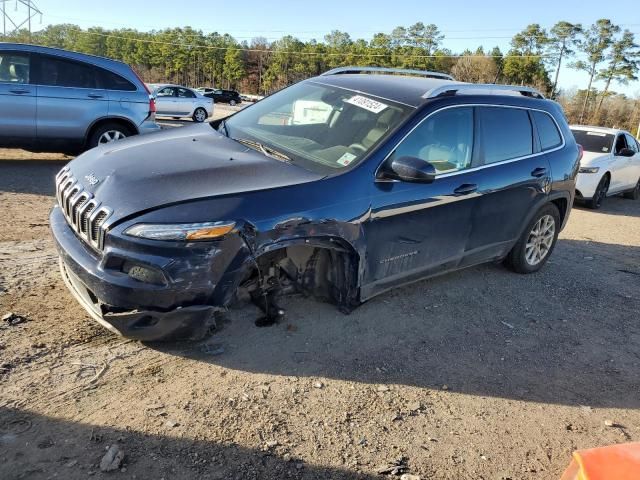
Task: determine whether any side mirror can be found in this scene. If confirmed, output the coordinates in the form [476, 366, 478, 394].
[619, 148, 635, 157]
[382, 156, 437, 183]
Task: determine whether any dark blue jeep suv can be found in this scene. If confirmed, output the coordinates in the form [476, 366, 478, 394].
[50, 66, 580, 340]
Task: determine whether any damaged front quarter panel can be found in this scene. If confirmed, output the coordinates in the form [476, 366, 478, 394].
[224, 216, 364, 326]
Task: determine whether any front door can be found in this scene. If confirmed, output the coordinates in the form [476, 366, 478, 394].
[0, 51, 36, 145]
[362, 106, 479, 298]
[155, 86, 177, 116]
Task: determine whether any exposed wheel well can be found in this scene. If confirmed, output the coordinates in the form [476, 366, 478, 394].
[86, 118, 138, 146]
[238, 242, 360, 312]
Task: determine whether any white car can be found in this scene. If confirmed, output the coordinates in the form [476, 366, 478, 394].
[149, 84, 214, 123]
[571, 125, 640, 209]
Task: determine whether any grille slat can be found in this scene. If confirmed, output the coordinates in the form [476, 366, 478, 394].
[55, 169, 112, 251]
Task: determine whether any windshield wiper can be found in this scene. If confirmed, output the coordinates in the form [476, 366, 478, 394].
[234, 138, 291, 162]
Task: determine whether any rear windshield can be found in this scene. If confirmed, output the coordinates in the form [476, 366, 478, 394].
[571, 130, 614, 153]
[223, 81, 413, 172]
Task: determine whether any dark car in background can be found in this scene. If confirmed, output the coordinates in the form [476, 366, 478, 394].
[51, 66, 580, 341]
[198, 87, 242, 105]
[0, 42, 159, 153]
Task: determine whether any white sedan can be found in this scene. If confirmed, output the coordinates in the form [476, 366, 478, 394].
[571, 125, 640, 209]
[148, 84, 214, 123]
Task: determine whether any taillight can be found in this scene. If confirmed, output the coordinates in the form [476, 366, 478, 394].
[577, 144, 584, 162]
[130, 68, 156, 115]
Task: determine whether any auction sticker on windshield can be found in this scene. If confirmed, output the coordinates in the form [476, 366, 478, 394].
[337, 152, 357, 166]
[344, 95, 388, 114]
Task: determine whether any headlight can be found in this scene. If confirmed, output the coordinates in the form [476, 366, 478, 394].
[579, 166, 600, 174]
[124, 221, 236, 241]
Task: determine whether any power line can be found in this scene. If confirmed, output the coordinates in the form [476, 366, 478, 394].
[58, 29, 563, 59]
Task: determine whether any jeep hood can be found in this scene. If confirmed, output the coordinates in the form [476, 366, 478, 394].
[64, 123, 324, 222]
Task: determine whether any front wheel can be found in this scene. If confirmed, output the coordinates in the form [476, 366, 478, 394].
[229, 99, 237, 106]
[192, 108, 207, 123]
[623, 179, 640, 200]
[586, 174, 609, 209]
[505, 203, 560, 274]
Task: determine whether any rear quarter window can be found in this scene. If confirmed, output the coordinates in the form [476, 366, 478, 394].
[478, 107, 533, 164]
[532, 110, 562, 151]
[101, 69, 136, 91]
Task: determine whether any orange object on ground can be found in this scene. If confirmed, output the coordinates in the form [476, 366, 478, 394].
[560, 443, 640, 480]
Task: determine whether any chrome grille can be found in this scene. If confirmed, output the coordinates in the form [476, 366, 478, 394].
[55, 166, 112, 251]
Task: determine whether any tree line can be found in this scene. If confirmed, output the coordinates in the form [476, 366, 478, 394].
[2, 19, 639, 132]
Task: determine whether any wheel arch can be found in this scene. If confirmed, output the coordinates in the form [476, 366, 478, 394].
[85, 116, 138, 147]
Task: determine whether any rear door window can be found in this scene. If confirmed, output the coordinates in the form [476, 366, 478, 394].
[36, 55, 98, 89]
[0, 52, 30, 84]
[177, 87, 195, 98]
[478, 107, 533, 164]
[532, 110, 562, 151]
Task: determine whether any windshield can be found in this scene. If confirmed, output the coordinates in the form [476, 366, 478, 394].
[571, 130, 615, 153]
[223, 81, 413, 172]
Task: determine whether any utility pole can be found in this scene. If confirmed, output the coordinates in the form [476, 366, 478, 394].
[0, 0, 42, 39]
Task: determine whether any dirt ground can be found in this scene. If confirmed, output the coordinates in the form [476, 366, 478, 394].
[1, 143, 639, 480]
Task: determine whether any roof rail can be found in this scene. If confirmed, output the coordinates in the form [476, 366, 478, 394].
[423, 83, 545, 100]
[322, 66, 454, 81]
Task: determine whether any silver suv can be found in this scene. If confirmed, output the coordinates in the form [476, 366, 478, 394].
[0, 43, 160, 154]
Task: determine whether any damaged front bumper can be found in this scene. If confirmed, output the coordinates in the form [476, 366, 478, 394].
[50, 206, 248, 341]
[59, 259, 218, 341]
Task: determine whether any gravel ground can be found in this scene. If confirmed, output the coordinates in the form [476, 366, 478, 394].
[1, 128, 639, 479]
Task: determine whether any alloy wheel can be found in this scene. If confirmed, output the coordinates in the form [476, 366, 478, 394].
[98, 130, 126, 144]
[525, 214, 556, 266]
[194, 109, 207, 122]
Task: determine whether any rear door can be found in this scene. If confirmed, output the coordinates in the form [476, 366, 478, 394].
[33, 54, 108, 143]
[463, 106, 553, 264]
[175, 87, 196, 115]
[0, 50, 36, 144]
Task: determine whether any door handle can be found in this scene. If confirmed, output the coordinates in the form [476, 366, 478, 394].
[9, 88, 29, 94]
[453, 183, 478, 195]
[87, 93, 104, 99]
[531, 167, 547, 178]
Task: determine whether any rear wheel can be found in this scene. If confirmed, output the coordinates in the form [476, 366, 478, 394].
[623, 178, 640, 200]
[88, 122, 132, 149]
[192, 108, 207, 123]
[505, 203, 560, 274]
[586, 174, 609, 209]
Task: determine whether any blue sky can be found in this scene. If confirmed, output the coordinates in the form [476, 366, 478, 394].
[23, 0, 640, 95]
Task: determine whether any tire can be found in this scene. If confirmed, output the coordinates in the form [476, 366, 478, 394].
[585, 174, 609, 209]
[229, 99, 237, 106]
[505, 203, 561, 274]
[87, 122, 132, 149]
[623, 178, 640, 200]
[192, 108, 207, 123]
